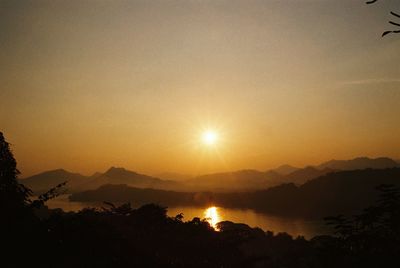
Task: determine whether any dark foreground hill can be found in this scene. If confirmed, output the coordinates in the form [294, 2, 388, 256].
[217, 168, 400, 217]
[71, 168, 400, 218]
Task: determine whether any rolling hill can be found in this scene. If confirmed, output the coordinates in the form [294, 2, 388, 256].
[21, 157, 400, 194]
[317, 157, 399, 170]
[272, 164, 300, 175]
[20, 167, 179, 194]
[20, 169, 88, 194]
[70, 168, 400, 218]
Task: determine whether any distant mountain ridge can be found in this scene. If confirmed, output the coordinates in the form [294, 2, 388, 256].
[186, 166, 335, 192]
[20, 167, 178, 194]
[272, 164, 300, 175]
[21, 157, 399, 194]
[184, 156, 397, 191]
[281, 166, 336, 185]
[21, 169, 88, 193]
[156, 172, 193, 181]
[70, 168, 400, 218]
[317, 157, 399, 170]
[82, 167, 179, 191]
[186, 169, 282, 192]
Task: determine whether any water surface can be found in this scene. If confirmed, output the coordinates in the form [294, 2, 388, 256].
[45, 195, 329, 239]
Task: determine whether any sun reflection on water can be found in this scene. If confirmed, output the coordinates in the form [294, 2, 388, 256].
[204, 206, 221, 230]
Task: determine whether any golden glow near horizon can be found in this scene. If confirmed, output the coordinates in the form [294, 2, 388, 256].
[204, 206, 221, 230]
[202, 130, 218, 146]
[1, 1, 400, 177]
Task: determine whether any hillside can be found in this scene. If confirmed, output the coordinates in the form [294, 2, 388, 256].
[19, 169, 88, 193]
[272, 164, 300, 175]
[79, 167, 180, 191]
[280, 166, 336, 185]
[317, 157, 399, 170]
[186, 169, 283, 192]
[69, 184, 199, 207]
[70, 168, 400, 218]
[21, 157, 400, 194]
[20, 167, 180, 194]
[185, 166, 334, 191]
[216, 168, 400, 217]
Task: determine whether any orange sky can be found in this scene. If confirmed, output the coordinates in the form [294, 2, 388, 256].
[1, 1, 400, 177]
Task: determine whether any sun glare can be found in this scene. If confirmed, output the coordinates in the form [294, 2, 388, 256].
[205, 206, 221, 230]
[202, 130, 218, 146]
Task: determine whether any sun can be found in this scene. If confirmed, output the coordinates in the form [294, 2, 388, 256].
[202, 130, 218, 146]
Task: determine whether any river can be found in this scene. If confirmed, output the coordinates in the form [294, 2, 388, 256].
[44, 195, 330, 239]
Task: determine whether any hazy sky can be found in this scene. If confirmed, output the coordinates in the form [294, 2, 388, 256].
[1, 0, 400, 177]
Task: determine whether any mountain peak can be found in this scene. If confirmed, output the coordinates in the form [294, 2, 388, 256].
[302, 166, 317, 171]
[104, 167, 139, 177]
[106, 166, 126, 173]
[40, 168, 71, 176]
[46, 168, 65, 173]
[20, 168, 87, 193]
[272, 164, 299, 176]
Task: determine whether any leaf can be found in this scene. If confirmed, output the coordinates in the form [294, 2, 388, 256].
[389, 21, 400, 27]
[391, 12, 400, 19]
[382, 31, 392, 37]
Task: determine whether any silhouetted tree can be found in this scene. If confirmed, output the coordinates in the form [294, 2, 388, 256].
[0, 132, 31, 219]
[0, 132, 44, 266]
[366, 0, 400, 36]
[324, 184, 400, 267]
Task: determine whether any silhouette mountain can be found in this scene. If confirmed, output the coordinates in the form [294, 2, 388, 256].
[71, 168, 400, 218]
[186, 169, 283, 192]
[185, 157, 398, 191]
[21, 167, 180, 194]
[21, 157, 400, 194]
[156, 172, 193, 181]
[18, 166, 337, 194]
[20, 169, 87, 194]
[185, 166, 335, 191]
[272, 164, 300, 175]
[317, 157, 399, 170]
[221, 167, 400, 217]
[282, 166, 336, 185]
[101, 167, 161, 184]
[81, 167, 181, 191]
